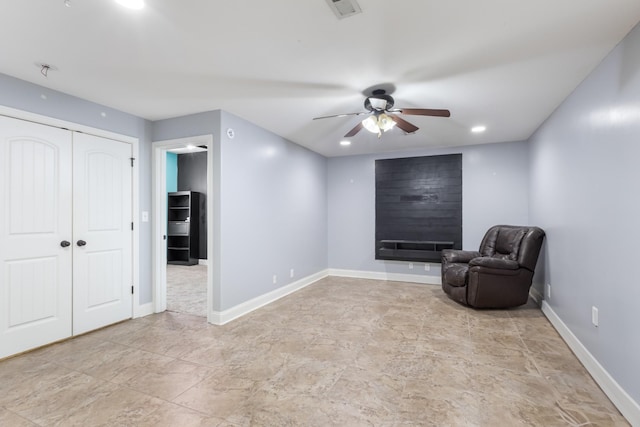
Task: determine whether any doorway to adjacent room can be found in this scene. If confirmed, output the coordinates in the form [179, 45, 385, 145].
[152, 135, 213, 321]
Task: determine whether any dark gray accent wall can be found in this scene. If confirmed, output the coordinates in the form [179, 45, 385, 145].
[178, 152, 208, 258]
[328, 141, 529, 278]
[375, 154, 462, 262]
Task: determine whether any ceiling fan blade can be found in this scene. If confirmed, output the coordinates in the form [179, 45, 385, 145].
[344, 122, 364, 137]
[395, 108, 451, 117]
[391, 115, 419, 134]
[313, 112, 368, 120]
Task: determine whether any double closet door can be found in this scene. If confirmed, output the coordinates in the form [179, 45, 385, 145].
[0, 116, 133, 359]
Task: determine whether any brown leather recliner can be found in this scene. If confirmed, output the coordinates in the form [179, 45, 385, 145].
[441, 225, 545, 308]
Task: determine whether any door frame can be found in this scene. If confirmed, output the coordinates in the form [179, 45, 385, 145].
[151, 135, 213, 322]
[0, 105, 141, 318]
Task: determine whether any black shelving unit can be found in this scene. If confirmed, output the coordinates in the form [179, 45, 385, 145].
[167, 191, 200, 265]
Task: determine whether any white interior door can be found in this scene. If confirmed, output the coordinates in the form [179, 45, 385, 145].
[72, 132, 132, 335]
[0, 116, 73, 359]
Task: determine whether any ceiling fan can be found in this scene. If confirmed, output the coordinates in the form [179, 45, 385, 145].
[313, 89, 450, 138]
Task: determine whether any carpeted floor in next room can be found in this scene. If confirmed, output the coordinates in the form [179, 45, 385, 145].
[0, 276, 628, 426]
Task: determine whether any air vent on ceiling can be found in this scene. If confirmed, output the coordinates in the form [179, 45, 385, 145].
[325, 0, 362, 19]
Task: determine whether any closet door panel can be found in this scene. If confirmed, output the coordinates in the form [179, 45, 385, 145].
[72, 132, 132, 335]
[0, 116, 72, 359]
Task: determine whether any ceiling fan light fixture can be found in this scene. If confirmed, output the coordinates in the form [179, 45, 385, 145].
[362, 113, 395, 137]
[315, 90, 450, 139]
[369, 98, 387, 110]
[362, 116, 380, 135]
[378, 113, 396, 132]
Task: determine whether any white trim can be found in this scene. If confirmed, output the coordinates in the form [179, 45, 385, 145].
[210, 269, 329, 325]
[134, 302, 154, 318]
[151, 135, 214, 317]
[131, 135, 141, 319]
[151, 144, 168, 313]
[328, 268, 441, 285]
[0, 105, 142, 323]
[541, 301, 640, 426]
[198, 259, 208, 266]
[205, 137, 215, 325]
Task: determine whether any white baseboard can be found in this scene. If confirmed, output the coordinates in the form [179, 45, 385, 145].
[209, 269, 330, 325]
[134, 302, 154, 318]
[328, 268, 441, 285]
[541, 301, 640, 426]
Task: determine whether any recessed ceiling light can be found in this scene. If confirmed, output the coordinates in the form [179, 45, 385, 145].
[471, 125, 486, 133]
[115, 0, 144, 10]
[340, 140, 351, 146]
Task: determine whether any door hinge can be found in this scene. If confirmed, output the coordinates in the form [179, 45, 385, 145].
[130, 157, 135, 167]
[131, 222, 134, 231]
[131, 285, 134, 295]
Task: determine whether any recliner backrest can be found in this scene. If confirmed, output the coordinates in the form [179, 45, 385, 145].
[479, 225, 545, 271]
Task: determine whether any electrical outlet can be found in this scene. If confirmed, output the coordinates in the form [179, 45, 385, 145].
[592, 306, 599, 327]
[546, 283, 551, 299]
[272, 275, 277, 285]
[409, 262, 413, 270]
[290, 269, 294, 278]
[424, 264, 431, 272]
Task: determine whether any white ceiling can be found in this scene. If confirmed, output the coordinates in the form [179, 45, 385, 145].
[1, 0, 639, 157]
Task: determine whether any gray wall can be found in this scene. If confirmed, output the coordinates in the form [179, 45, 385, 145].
[327, 141, 530, 278]
[0, 73, 154, 305]
[218, 111, 328, 310]
[528, 23, 640, 403]
[153, 111, 328, 312]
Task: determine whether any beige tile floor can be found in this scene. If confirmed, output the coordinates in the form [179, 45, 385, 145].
[0, 277, 629, 426]
[167, 264, 207, 317]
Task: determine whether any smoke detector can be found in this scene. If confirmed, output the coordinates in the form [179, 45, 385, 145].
[325, 0, 362, 19]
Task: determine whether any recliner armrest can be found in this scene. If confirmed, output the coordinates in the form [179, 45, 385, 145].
[442, 250, 481, 264]
[469, 257, 519, 270]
